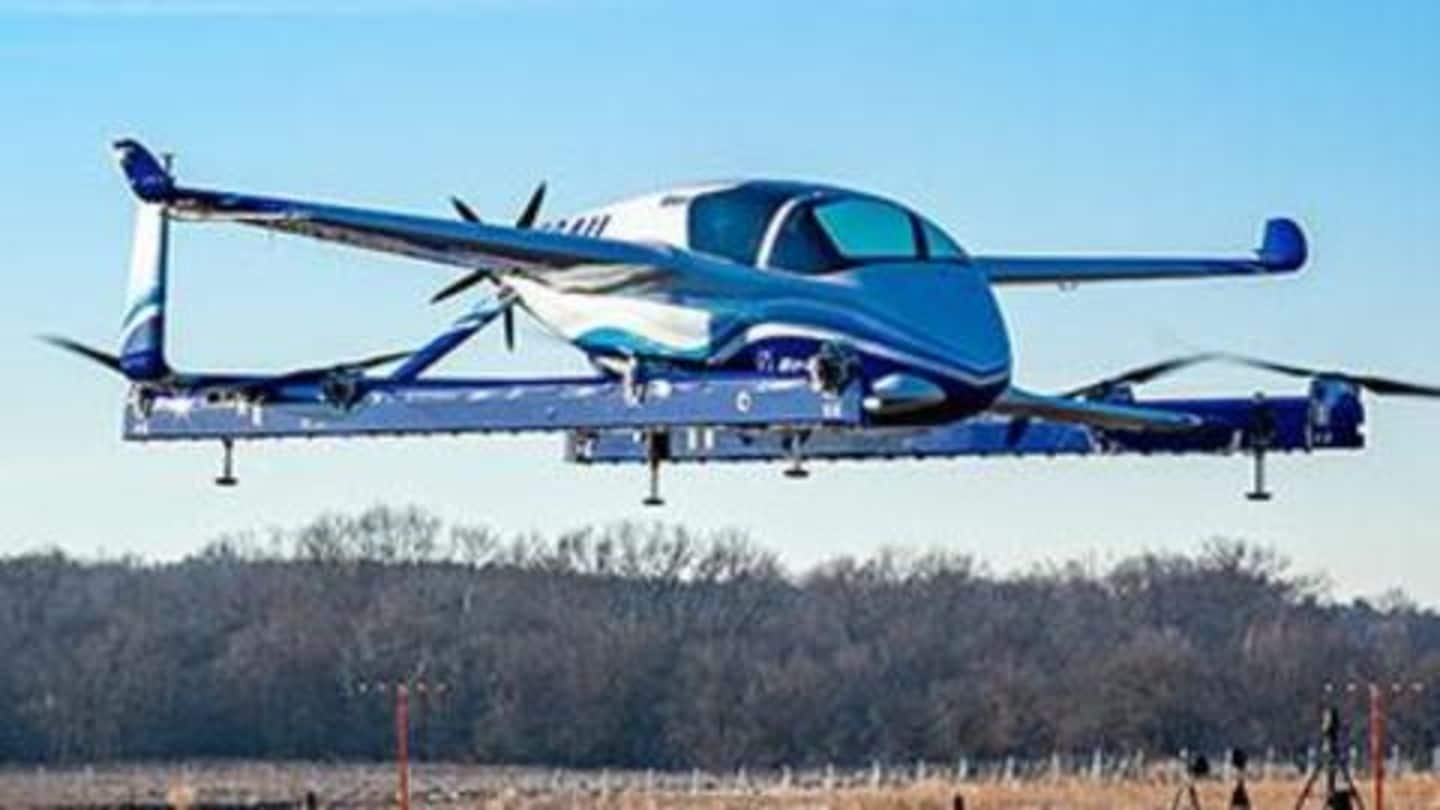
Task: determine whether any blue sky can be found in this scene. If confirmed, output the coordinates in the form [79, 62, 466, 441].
[1, 1, 1436, 599]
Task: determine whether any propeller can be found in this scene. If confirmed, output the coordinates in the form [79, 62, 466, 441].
[449, 196, 482, 225]
[1217, 354, 1440, 399]
[40, 335, 125, 375]
[502, 299, 516, 351]
[1061, 353, 1217, 399]
[1062, 351, 1440, 402]
[431, 181, 547, 307]
[514, 181, 546, 229]
[261, 349, 414, 388]
[43, 334, 410, 401]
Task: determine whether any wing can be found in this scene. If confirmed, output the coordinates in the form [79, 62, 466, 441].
[112, 139, 675, 276]
[989, 387, 1205, 433]
[973, 218, 1306, 285]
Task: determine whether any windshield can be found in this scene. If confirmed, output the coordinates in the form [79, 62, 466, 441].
[768, 195, 952, 274]
[812, 198, 918, 259]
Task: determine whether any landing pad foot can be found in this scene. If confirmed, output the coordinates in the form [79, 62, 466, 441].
[215, 438, 238, 488]
[784, 432, 809, 479]
[1246, 444, 1272, 502]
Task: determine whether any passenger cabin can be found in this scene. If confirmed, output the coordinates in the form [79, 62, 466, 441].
[562, 181, 969, 273]
[686, 181, 969, 273]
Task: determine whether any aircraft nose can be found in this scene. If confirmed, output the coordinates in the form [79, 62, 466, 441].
[861, 263, 1011, 389]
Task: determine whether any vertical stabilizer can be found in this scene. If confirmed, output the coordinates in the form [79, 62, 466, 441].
[118, 200, 170, 380]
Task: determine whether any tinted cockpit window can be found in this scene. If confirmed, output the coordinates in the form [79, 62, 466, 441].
[687, 186, 789, 266]
[767, 196, 923, 274]
[813, 198, 918, 260]
[920, 218, 967, 261]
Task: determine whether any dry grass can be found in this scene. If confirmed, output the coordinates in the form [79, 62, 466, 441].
[5, 764, 1440, 809]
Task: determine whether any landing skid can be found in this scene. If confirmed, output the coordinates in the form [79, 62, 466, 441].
[125, 374, 1364, 503]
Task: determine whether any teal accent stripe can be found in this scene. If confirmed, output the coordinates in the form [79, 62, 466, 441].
[121, 287, 163, 333]
[574, 327, 713, 360]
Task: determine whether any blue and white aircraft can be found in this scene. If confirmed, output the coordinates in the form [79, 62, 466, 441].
[47, 139, 1440, 503]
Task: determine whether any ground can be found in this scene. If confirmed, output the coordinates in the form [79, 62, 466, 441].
[3, 763, 1439, 808]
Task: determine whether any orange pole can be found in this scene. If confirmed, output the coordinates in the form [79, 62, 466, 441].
[1370, 683, 1385, 810]
[396, 684, 411, 810]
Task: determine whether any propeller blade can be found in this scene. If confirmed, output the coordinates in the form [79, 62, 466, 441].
[515, 182, 546, 229]
[269, 349, 413, 387]
[433, 183, 542, 304]
[1220, 354, 1440, 399]
[337, 349, 414, 372]
[41, 335, 126, 375]
[1062, 353, 1217, 399]
[450, 196, 481, 224]
[503, 306, 515, 351]
[430, 270, 490, 305]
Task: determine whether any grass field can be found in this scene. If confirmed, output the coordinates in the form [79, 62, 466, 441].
[4, 763, 1440, 809]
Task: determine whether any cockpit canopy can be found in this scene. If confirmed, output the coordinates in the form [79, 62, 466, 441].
[686, 182, 967, 273]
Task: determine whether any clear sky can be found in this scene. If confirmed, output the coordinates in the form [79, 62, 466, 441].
[1, 1, 1436, 600]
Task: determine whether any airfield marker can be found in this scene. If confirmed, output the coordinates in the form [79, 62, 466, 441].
[396, 683, 410, 810]
[351, 680, 448, 810]
[1370, 683, 1384, 810]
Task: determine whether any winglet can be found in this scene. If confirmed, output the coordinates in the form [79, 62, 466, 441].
[112, 139, 174, 202]
[1256, 217, 1306, 272]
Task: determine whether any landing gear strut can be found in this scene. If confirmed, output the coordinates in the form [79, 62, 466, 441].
[215, 438, 238, 487]
[1246, 447, 1272, 502]
[642, 430, 669, 507]
[783, 431, 809, 479]
[1244, 393, 1276, 502]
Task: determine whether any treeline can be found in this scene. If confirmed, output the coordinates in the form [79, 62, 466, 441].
[2, 506, 1439, 769]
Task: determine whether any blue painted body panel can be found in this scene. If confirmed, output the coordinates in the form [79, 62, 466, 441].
[123, 374, 860, 441]
[123, 372, 1364, 472]
[570, 389, 1365, 464]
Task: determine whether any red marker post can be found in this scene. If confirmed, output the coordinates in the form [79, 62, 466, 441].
[353, 680, 448, 810]
[1369, 683, 1384, 810]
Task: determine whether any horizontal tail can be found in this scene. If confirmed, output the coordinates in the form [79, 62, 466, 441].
[113, 139, 174, 203]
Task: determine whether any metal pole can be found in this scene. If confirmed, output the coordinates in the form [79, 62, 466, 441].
[396, 683, 411, 810]
[1370, 683, 1385, 810]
